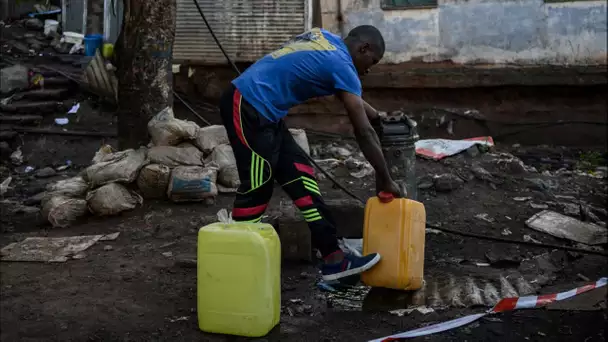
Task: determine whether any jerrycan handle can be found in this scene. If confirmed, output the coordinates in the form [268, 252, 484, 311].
[378, 192, 394, 203]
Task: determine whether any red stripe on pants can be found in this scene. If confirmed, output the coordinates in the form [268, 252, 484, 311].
[294, 195, 314, 208]
[233, 204, 268, 217]
[294, 163, 314, 176]
[232, 89, 247, 147]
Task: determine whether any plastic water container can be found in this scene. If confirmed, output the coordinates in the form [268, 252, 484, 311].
[84, 34, 103, 56]
[361, 192, 426, 290]
[44, 19, 59, 36]
[197, 222, 281, 337]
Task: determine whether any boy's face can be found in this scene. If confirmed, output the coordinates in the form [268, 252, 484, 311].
[353, 43, 381, 76]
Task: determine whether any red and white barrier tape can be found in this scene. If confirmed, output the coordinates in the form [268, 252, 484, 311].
[369, 277, 607, 342]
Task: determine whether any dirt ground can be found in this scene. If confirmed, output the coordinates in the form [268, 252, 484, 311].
[2, 102, 607, 342]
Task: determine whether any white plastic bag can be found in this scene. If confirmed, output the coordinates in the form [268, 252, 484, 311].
[84, 147, 147, 188]
[216, 208, 234, 224]
[194, 125, 229, 154]
[86, 183, 143, 216]
[148, 107, 200, 146]
[167, 165, 219, 202]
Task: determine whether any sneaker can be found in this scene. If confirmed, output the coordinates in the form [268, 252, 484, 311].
[321, 252, 381, 282]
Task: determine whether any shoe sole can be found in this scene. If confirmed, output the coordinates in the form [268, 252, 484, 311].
[321, 254, 381, 282]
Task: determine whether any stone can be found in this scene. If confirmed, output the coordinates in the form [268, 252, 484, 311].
[1, 64, 29, 94]
[104, 245, 113, 251]
[471, 165, 493, 182]
[434, 173, 464, 192]
[35, 167, 57, 178]
[329, 146, 352, 159]
[417, 175, 434, 190]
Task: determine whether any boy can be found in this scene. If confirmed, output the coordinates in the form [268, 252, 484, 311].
[219, 25, 401, 283]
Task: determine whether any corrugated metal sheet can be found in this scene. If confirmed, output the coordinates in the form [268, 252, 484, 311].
[174, 0, 311, 64]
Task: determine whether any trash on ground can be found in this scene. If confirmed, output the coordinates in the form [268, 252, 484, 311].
[86, 183, 143, 216]
[55, 160, 72, 171]
[67, 103, 80, 114]
[0, 233, 118, 262]
[525, 210, 607, 245]
[415, 137, 494, 160]
[41, 195, 88, 228]
[162, 251, 173, 258]
[513, 197, 532, 202]
[390, 306, 436, 316]
[54, 117, 68, 125]
[289, 128, 310, 155]
[501, 228, 512, 236]
[24, 166, 35, 173]
[167, 316, 188, 323]
[103, 245, 113, 251]
[0, 177, 12, 196]
[530, 202, 549, 210]
[10, 148, 23, 165]
[434, 173, 464, 192]
[475, 213, 495, 223]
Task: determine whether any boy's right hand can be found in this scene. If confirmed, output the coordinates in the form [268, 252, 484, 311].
[377, 177, 404, 198]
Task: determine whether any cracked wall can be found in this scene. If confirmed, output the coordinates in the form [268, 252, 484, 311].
[321, 0, 607, 65]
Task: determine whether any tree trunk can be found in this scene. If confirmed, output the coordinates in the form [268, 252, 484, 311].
[115, 0, 176, 149]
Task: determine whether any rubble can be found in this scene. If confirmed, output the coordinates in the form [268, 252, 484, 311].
[434, 173, 464, 192]
[34, 167, 57, 178]
[525, 210, 607, 245]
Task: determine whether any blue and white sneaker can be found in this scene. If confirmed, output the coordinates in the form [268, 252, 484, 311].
[321, 252, 381, 282]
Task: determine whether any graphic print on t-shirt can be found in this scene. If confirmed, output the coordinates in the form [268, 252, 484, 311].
[270, 28, 337, 59]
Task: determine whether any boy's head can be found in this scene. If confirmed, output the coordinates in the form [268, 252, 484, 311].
[344, 25, 385, 76]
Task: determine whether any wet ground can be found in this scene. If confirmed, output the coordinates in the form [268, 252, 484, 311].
[1, 121, 607, 341]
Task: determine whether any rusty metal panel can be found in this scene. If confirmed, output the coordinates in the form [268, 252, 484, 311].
[174, 0, 310, 64]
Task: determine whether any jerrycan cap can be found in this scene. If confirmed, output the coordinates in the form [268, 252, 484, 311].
[378, 192, 394, 203]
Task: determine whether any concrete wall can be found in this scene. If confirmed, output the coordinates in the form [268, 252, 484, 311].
[321, 0, 607, 65]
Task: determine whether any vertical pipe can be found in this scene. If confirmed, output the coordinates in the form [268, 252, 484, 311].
[337, 0, 344, 37]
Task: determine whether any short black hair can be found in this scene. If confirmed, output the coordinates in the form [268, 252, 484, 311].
[346, 25, 385, 56]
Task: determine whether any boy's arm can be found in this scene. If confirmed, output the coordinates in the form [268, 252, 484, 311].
[336, 91, 401, 197]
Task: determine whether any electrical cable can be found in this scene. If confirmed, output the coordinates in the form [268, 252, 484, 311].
[191, 0, 608, 258]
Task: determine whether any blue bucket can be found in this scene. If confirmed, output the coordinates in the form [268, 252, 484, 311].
[84, 34, 103, 56]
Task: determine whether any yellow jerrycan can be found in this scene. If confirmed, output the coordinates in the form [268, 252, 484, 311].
[362, 192, 426, 290]
[197, 222, 281, 337]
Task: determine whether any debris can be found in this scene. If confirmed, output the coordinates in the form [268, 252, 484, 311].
[147, 145, 204, 167]
[475, 213, 494, 223]
[160, 241, 177, 248]
[100, 232, 121, 241]
[168, 316, 188, 323]
[513, 197, 532, 202]
[83, 50, 118, 102]
[426, 228, 443, 234]
[206, 144, 240, 188]
[523, 234, 542, 244]
[501, 228, 512, 236]
[390, 306, 436, 317]
[1, 65, 29, 94]
[194, 125, 229, 154]
[525, 178, 558, 192]
[104, 245, 113, 251]
[84, 147, 147, 188]
[10, 147, 23, 165]
[470, 165, 493, 182]
[54, 118, 69, 125]
[162, 251, 173, 258]
[485, 251, 522, 268]
[56, 160, 72, 171]
[415, 137, 494, 160]
[92, 145, 114, 163]
[167, 165, 219, 202]
[350, 164, 374, 179]
[525, 210, 607, 245]
[137, 164, 171, 199]
[577, 273, 591, 282]
[86, 183, 143, 216]
[434, 173, 464, 192]
[35, 167, 57, 178]
[492, 153, 534, 174]
[0, 234, 114, 262]
[24, 166, 35, 173]
[24, 18, 44, 30]
[530, 202, 549, 210]
[46, 176, 89, 198]
[289, 128, 310, 155]
[329, 146, 352, 159]
[41, 196, 88, 228]
[0, 177, 12, 196]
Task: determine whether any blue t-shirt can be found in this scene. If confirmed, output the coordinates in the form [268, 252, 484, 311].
[232, 28, 362, 122]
